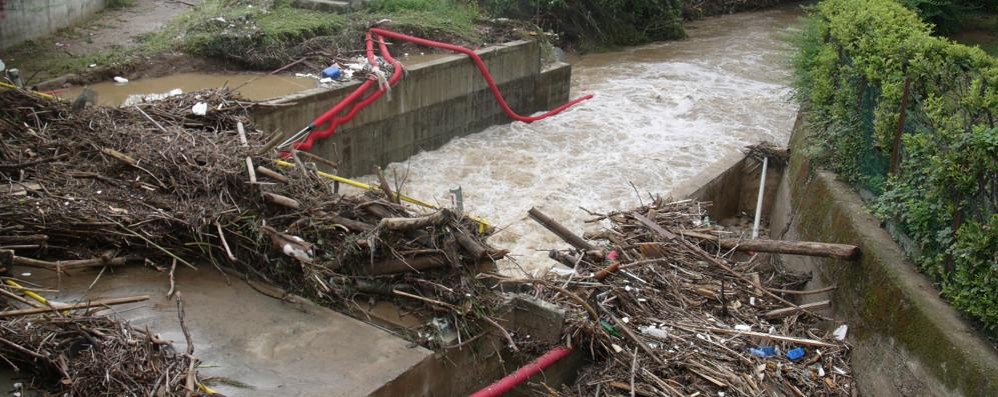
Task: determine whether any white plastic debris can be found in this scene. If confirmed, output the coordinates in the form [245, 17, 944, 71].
[611, 343, 623, 353]
[639, 325, 669, 339]
[214, 17, 227, 23]
[113, 76, 128, 84]
[734, 324, 752, 332]
[20, 272, 30, 277]
[88, 63, 97, 68]
[833, 324, 848, 341]
[750, 296, 756, 306]
[319, 77, 334, 84]
[191, 102, 208, 116]
[621, 316, 630, 323]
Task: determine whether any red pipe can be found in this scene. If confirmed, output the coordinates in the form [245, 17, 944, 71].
[469, 346, 573, 397]
[289, 28, 592, 153]
[370, 28, 593, 123]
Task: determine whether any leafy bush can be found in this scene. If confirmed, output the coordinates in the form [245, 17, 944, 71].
[792, 0, 998, 331]
[484, 0, 686, 48]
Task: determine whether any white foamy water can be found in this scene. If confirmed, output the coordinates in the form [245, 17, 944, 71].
[365, 7, 803, 275]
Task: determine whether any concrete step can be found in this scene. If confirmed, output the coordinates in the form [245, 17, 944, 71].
[34, 267, 431, 396]
[292, 0, 354, 13]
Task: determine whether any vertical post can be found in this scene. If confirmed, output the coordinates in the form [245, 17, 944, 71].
[889, 77, 912, 175]
[752, 156, 768, 240]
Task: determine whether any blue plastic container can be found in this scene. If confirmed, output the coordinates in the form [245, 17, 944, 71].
[786, 347, 806, 361]
[322, 65, 342, 79]
[748, 346, 777, 358]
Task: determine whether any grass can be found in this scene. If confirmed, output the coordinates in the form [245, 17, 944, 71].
[4, 0, 488, 82]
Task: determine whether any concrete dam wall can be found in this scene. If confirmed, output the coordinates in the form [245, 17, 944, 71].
[251, 40, 572, 177]
[0, 0, 107, 49]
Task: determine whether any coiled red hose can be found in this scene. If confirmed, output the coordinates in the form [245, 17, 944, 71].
[288, 28, 592, 153]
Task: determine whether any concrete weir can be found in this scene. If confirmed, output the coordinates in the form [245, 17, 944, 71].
[252, 40, 572, 176]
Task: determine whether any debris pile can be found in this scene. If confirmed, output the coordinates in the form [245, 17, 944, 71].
[0, 87, 509, 390]
[530, 198, 853, 396]
[0, 302, 202, 395]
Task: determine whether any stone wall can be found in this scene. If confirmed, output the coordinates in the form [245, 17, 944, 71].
[0, 0, 107, 49]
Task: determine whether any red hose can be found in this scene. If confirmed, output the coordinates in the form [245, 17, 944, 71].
[371, 28, 592, 123]
[469, 346, 573, 397]
[289, 28, 592, 153]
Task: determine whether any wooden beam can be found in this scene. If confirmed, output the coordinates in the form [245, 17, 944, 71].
[528, 207, 595, 251]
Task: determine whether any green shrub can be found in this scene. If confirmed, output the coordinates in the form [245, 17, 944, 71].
[792, 0, 998, 331]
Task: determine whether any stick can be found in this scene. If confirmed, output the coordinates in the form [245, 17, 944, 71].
[297, 150, 338, 170]
[361, 254, 449, 275]
[763, 300, 831, 319]
[767, 285, 837, 295]
[237, 122, 257, 184]
[375, 166, 399, 204]
[215, 222, 237, 261]
[0, 295, 150, 317]
[255, 166, 288, 183]
[528, 207, 595, 251]
[693, 325, 839, 348]
[483, 316, 519, 352]
[262, 192, 300, 209]
[134, 105, 168, 133]
[167, 259, 177, 298]
[392, 289, 458, 311]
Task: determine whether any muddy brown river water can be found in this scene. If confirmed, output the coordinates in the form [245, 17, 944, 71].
[3, 6, 804, 393]
[364, 6, 803, 275]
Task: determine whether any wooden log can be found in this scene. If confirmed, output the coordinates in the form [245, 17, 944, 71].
[262, 192, 300, 209]
[255, 166, 289, 183]
[681, 231, 859, 260]
[631, 213, 678, 241]
[100, 147, 136, 166]
[379, 208, 453, 231]
[527, 207, 595, 251]
[374, 166, 399, 204]
[360, 254, 449, 275]
[763, 300, 831, 319]
[548, 250, 580, 268]
[328, 215, 374, 233]
[0, 295, 150, 318]
[11, 255, 130, 270]
[0, 235, 48, 244]
[455, 228, 490, 259]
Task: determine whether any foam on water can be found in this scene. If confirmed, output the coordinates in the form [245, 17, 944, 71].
[364, 7, 803, 275]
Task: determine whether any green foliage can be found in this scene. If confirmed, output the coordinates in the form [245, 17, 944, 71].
[363, 0, 481, 42]
[484, 0, 686, 48]
[106, 0, 136, 9]
[792, 0, 998, 331]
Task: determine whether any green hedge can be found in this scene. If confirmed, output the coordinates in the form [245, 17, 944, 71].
[792, 0, 997, 331]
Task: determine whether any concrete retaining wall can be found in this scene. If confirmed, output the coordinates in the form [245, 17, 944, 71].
[768, 113, 998, 396]
[0, 0, 107, 49]
[252, 40, 572, 176]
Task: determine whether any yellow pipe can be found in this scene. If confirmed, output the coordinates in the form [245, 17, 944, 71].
[4, 279, 49, 305]
[272, 159, 491, 233]
[0, 81, 57, 101]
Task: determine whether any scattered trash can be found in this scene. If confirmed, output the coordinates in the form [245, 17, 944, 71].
[322, 65, 342, 79]
[734, 324, 752, 332]
[833, 324, 848, 341]
[113, 76, 128, 84]
[191, 101, 208, 115]
[787, 347, 806, 361]
[749, 346, 777, 358]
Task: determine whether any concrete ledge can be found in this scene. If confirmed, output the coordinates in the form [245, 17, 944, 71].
[252, 40, 570, 176]
[774, 113, 998, 396]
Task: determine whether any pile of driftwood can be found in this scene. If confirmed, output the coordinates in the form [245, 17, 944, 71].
[0, 87, 509, 391]
[523, 199, 855, 396]
[0, 294, 206, 395]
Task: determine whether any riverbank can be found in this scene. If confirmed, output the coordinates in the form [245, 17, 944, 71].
[2, 0, 801, 91]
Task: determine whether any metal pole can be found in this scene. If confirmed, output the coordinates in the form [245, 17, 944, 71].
[752, 156, 768, 239]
